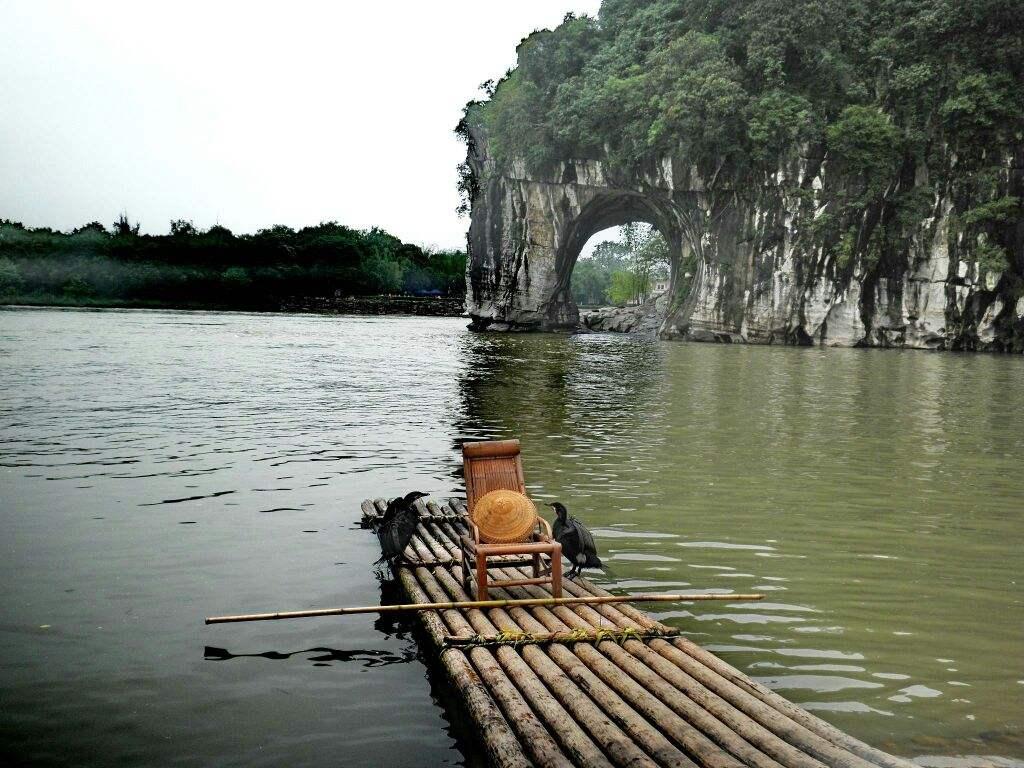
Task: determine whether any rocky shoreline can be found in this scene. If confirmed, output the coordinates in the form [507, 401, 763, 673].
[279, 295, 465, 316]
[580, 293, 668, 336]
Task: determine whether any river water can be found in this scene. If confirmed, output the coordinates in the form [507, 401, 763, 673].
[1, 307, 1021, 767]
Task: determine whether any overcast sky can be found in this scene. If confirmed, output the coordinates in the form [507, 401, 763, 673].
[1, 1, 601, 249]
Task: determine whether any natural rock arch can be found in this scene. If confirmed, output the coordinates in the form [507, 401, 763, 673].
[548, 192, 684, 327]
[463, 130, 1022, 350]
[464, 149, 747, 341]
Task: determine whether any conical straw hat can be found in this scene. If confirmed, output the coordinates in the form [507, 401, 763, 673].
[472, 489, 537, 544]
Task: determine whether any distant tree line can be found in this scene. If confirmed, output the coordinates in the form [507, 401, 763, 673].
[0, 216, 466, 310]
[571, 224, 679, 306]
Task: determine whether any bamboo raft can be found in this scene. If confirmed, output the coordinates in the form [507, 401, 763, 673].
[361, 497, 915, 768]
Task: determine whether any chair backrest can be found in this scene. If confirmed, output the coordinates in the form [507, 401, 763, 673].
[463, 439, 526, 513]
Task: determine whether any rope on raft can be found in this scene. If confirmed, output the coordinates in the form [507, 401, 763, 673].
[441, 626, 684, 649]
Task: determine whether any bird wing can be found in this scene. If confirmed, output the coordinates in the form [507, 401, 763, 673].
[571, 516, 602, 566]
[556, 518, 581, 548]
[378, 497, 402, 528]
[386, 508, 420, 561]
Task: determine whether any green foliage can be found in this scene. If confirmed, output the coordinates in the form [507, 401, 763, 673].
[825, 107, 900, 184]
[0, 219, 466, 309]
[571, 224, 670, 306]
[961, 197, 1021, 226]
[748, 90, 814, 162]
[975, 238, 1010, 277]
[835, 229, 859, 270]
[570, 258, 615, 306]
[0, 257, 23, 295]
[459, 0, 1024, 248]
[221, 266, 251, 286]
[607, 270, 645, 305]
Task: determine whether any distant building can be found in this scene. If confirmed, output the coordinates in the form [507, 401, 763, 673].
[653, 278, 669, 294]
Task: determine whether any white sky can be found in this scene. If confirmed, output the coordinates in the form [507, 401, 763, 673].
[0, 1, 600, 249]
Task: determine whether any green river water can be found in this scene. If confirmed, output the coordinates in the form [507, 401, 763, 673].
[1, 308, 1021, 766]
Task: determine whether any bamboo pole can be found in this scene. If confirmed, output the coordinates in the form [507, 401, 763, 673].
[487, 567, 746, 768]
[205, 592, 764, 625]
[413, 567, 608, 768]
[550, 568, 887, 768]
[429, 564, 658, 768]
[457, 569, 701, 768]
[395, 568, 533, 768]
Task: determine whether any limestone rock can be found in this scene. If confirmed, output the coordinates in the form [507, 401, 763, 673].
[463, 127, 1022, 353]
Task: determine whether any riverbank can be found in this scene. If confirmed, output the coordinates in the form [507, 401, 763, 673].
[2, 294, 466, 316]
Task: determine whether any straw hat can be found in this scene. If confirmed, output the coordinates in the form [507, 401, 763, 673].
[472, 489, 538, 544]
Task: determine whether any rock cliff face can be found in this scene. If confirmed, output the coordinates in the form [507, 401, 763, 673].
[464, 132, 1023, 352]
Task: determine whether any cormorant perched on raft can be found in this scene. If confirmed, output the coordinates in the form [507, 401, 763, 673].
[375, 491, 428, 565]
[548, 502, 602, 579]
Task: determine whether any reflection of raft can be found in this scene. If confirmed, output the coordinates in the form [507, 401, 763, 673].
[360, 497, 915, 768]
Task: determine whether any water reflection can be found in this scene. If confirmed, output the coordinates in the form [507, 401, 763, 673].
[203, 645, 417, 667]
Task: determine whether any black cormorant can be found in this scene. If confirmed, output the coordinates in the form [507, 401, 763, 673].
[375, 491, 428, 564]
[548, 501, 602, 579]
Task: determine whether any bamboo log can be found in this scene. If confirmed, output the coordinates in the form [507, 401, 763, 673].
[412, 500, 454, 563]
[359, 498, 377, 525]
[430, 565, 664, 768]
[394, 568, 531, 768]
[556, 571, 886, 768]
[413, 565, 606, 768]
[205, 593, 764, 625]
[502, 568, 825, 768]
[408, 577, 573, 768]
[419, 520, 459, 561]
[489, 568, 748, 768]
[462, 572, 699, 768]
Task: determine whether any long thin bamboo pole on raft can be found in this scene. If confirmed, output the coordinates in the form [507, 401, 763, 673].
[204, 593, 765, 625]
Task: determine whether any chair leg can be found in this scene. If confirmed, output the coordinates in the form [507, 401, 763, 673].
[550, 545, 562, 598]
[532, 552, 540, 578]
[476, 552, 488, 600]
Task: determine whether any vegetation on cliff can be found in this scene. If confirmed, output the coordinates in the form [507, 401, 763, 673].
[459, 0, 1022, 283]
[0, 217, 465, 310]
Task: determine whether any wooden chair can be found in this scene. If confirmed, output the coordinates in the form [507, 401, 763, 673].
[460, 439, 562, 599]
